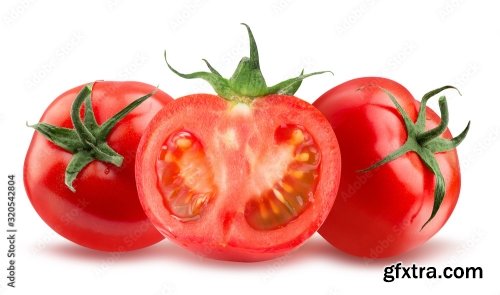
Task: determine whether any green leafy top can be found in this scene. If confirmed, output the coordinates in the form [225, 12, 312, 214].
[165, 23, 332, 103]
[361, 86, 470, 229]
[30, 83, 154, 192]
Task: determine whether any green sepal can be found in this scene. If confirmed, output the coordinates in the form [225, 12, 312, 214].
[28, 123, 83, 153]
[71, 85, 98, 147]
[415, 86, 460, 130]
[29, 82, 155, 191]
[83, 92, 99, 130]
[278, 69, 305, 95]
[228, 23, 268, 97]
[65, 151, 94, 192]
[424, 121, 471, 153]
[87, 141, 123, 166]
[359, 142, 413, 173]
[267, 70, 333, 95]
[165, 23, 332, 102]
[361, 86, 470, 229]
[97, 89, 155, 139]
[416, 96, 449, 145]
[417, 148, 446, 229]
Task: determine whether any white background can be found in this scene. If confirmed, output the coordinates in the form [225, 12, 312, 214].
[0, 0, 498, 294]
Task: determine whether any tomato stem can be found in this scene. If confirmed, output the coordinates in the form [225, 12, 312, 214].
[164, 24, 333, 102]
[360, 86, 470, 229]
[29, 83, 154, 192]
[416, 96, 449, 145]
[70, 85, 98, 147]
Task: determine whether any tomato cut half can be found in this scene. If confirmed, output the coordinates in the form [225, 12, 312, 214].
[136, 94, 340, 261]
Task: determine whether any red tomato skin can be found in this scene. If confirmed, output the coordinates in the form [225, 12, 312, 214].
[314, 77, 461, 258]
[24, 81, 172, 251]
[136, 94, 341, 262]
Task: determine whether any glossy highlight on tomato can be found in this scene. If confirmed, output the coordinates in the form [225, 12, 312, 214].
[314, 77, 469, 258]
[136, 24, 341, 261]
[24, 81, 172, 251]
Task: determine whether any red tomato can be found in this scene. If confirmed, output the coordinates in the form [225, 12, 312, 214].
[314, 77, 469, 258]
[24, 81, 172, 251]
[136, 25, 341, 261]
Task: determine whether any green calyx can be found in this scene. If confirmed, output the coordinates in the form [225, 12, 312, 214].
[29, 83, 154, 192]
[165, 23, 332, 102]
[361, 86, 470, 229]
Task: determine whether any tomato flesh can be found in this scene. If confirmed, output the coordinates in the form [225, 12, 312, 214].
[137, 94, 340, 261]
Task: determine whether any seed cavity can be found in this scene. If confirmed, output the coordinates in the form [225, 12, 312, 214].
[244, 124, 321, 231]
[156, 131, 216, 222]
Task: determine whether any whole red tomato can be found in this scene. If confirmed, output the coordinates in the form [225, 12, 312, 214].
[314, 77, 470, 258]
[136, 24, 341, 261]
[24, 81, 172, 251]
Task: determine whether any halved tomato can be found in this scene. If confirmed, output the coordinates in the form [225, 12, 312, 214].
[135, 24, 340, 261]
